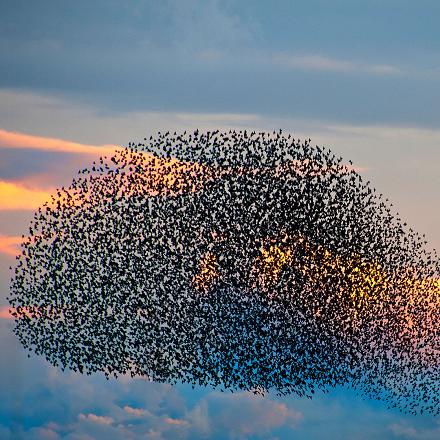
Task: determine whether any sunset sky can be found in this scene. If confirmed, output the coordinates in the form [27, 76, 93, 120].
[1, 1, 439, 439]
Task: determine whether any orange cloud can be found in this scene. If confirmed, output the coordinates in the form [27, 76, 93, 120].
[0, 306, 13, 320]
[0, 180, 53, 210]
[0, 234, 22, 256]
[0, 129, 359, 212]
[0, 128, 118, 155]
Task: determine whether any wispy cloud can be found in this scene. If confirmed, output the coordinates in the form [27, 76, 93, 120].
[275, 54, 355, 72]
[368, 64, 401, 75]
[163, 417, 189, 427]
[0, 180, 53, 210]
[0, 234, 22, 256]
[273, 53, 401, 75]
[0, 129, 118, 155]
[0, 306, 13, 320]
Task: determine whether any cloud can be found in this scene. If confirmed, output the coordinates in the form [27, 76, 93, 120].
[274, 54, 355, 72]
[0, 346, 437, 440]
[186, 400, 210, 437]
[144, 429, 164, 439]
[119, 392, 302, 439]
[206, 392, 303, 438]
[388, 421, 440, 439]
[0, 234, 21, 256]
[28, 425, 60, 440]
[123, 405, 148, 417]
[0, 128, 118, 155]
[0, 128, 359, 214]
[369, 64, 401, 75]
[389, 422, 419, 437]
[2, 3, 440, 128]
[0, 306, 13, 320]
[166, 0, 253, 50]
[163, 417, 189, 427]
[273, 53, 401, 75]
[0, 179, 53, 210]
[78, 413, 114, 426]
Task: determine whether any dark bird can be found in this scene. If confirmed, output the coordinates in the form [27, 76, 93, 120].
[8, 130, 440, 415]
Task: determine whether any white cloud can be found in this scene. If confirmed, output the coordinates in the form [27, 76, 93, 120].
[388, 421, 440, 439]
[204, 392, 303, 438]
[273, 53, 401, 75]
[78, 413, 114, 425]
[186, 400, 211, 437]
[124, 405, 149, 417]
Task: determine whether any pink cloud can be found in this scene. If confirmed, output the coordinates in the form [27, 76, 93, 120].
[0, 128, 362, 212]
[78, 413, 113, 425]
[0, 234, 22, 256]
[0, 128, 118, 155]
[0, 306, 13, 320]
[123, 405, 148, 417]
[163, 417, 189, 426]
[28, 426, 60, 440]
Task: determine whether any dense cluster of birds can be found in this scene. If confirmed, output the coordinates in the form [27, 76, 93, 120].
[8, 130, 440, 415]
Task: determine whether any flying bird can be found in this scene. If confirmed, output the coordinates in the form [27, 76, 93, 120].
[8, 130, 440, 415]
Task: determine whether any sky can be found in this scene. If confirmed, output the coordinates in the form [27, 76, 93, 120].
[0, 1, 439, 439]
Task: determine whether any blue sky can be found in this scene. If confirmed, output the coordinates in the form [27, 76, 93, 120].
[0, 1, 439, 439]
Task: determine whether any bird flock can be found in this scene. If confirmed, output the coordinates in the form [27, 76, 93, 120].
[8, 130, 440, 415]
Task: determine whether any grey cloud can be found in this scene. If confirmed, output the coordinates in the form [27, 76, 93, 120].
[0, 149, 84, 182]
[1, 1, 440, 127]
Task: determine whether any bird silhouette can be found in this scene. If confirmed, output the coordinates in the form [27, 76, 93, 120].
[8, 129, 440, 415]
